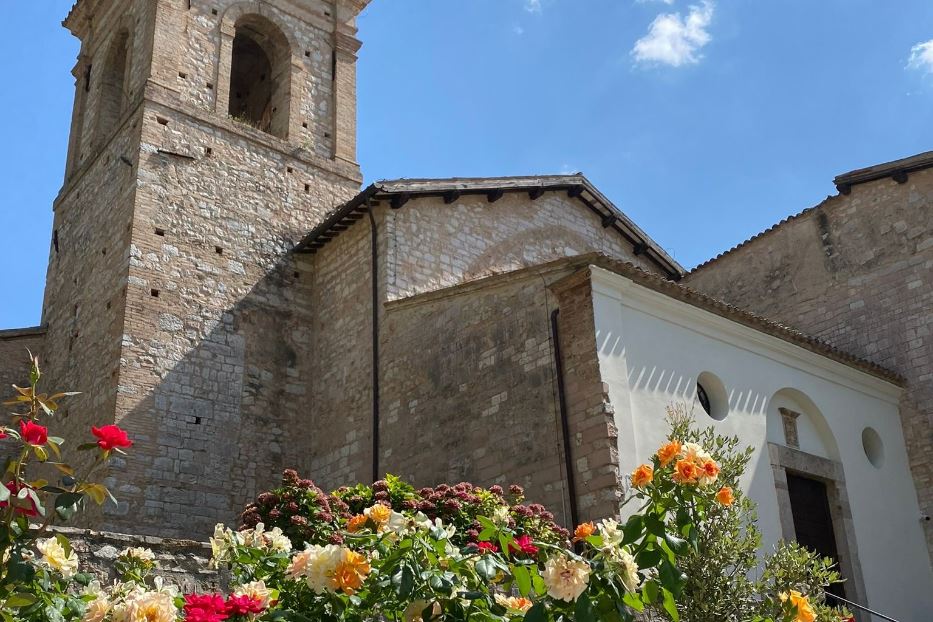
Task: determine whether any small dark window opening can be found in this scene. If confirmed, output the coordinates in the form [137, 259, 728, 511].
[155, 228, 166, 236]
[150, 289, 160, 298]
[215, 246, 224, 255]
[696, 383, 711, 417]
[95, 31, 130, 143]
[84, 64, 93, 92]
[228, 18, 291, 138]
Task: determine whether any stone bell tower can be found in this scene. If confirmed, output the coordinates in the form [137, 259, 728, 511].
[41, 0, 371, 538]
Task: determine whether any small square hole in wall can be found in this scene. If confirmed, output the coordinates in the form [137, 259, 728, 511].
[155, 228, 166, 237]
[205, 147, 213, 156]
[207, 82, 214, 90]
[294, 271, 300, 279]
[178, 72, 188, 79]
[156, 116, 169, 126]
[212, 8, 218, 16]
[101, 248, 107, 255]
[287, 167, 293, 174]
[324, 132, 331, 139]
[215, 246, 224, 255]
[195, 416, 202, 425]
[305, 50, 311, 58]
[106, 301, 111, 310]
[151, 289, 160, 298]
[304, 184, 310, 193]
[302, 122, 308, 129]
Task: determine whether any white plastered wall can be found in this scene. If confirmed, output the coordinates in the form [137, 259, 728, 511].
[589, 267, 932, 621]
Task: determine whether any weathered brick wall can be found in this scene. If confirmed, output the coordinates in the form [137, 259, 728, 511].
[37, 0, 368, 539]
[304, 209, 378, 490]
[685, 167, 933, 554]
[379, 267, 573, 524]
[551, 271, 624, 522]
[384, 193, 663, 301]
[0, 329, 45, 395]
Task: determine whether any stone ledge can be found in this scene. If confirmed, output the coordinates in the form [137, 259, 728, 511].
[0, 325, 47, 340]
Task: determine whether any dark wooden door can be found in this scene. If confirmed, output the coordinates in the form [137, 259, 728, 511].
[786, 473, 846, 602]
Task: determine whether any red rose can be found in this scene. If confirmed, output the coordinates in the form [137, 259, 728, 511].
[183, 594, 228, 622]
[0, 429, 7, 439]
[19, 420, 48, 446]
[91, 424, 133, 451]
[476, 541, 499, 554]
[509, 535, 539, 556]
[0, 481, 39, 517]
[225, 595, 265, 616]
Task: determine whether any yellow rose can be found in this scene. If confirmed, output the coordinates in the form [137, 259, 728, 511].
[36, 537, 79, 578]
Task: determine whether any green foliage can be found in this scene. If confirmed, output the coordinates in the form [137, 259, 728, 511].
[0, 353, 129, 613]
[646, 406, 851, 622]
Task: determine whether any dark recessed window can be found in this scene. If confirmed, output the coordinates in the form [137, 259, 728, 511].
[697, 382, 711, 417]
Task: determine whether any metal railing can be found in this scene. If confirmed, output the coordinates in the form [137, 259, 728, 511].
[827, 592, 900, 622]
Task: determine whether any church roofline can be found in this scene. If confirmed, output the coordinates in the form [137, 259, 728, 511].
[577, 255, 904, 387]
[386, 252, 903, 387]
[689, 149, 933, 274]
[294, 175, 685, 280]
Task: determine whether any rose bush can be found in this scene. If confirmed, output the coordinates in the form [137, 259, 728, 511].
[0, 354, 134, 620]
[0, 357, 848, 622]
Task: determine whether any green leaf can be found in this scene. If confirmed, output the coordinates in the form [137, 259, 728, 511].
[55, 534, 73, 557]
[641, 579, 659, 605]
[5, 593, 37, 607]
[663, 532, 688, 555]
[475, 556, 498, 580]
[512, 564, 532, 597]
[661, 588, 679, 622]
[622, 515, 644, 545]
[575, 593, 598, 622]
[524, 602, 547, 622]
[55, 492, 84, 521]
[622, 592, 644, 613]
[392, 565, 415, 599]
[76, 443, 99, 452]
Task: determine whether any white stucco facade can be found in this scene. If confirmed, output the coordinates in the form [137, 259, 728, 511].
[590, 267, 932, 621]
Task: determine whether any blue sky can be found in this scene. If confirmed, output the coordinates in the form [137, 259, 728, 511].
[1, 0, 932, 328]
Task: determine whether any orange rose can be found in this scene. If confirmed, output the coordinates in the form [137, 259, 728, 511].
[346, 514, 368, 533]
[656, 441, 682, 467]
[716, 486, 734, 506]
[672, 459, 699, 485]
[573, 522, 596, 542]
[330, 550, 371, 595]
[780, 590, 816, 622]
[631, 464, 654, 489]
[700, 458, 719, 485]
[365, 503, 392, 526]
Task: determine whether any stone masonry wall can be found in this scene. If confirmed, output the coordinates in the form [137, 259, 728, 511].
[38, 0, 367, 539]
[106, 97, 359, 539]
[551, 271, 625, 522]
[0, 329, 46, 396]
[685, 167, 933, 555]
[379, 268, 574, 525]
[383, 192, 664, 302]
[304, 208, 378, 490]
[55, 527, 222, 595]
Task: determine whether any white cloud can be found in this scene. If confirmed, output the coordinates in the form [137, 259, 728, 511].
[513, 25, 525, 36]
[908, 39, 933, 73]
[632, 1, 714, 68]
[636, 0, 676, 4]
[524, 0, 542, 13]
